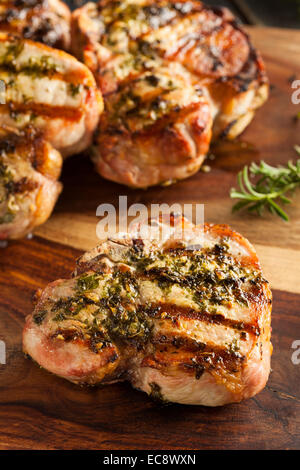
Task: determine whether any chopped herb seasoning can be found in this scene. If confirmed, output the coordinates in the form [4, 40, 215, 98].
[125, 242, 260, 312]
[0, 46, 58, 77]
[0, 211, 15, 224]
[99, 270, 152, 344]
[76, 274, 100, 293]
[0, 156, 18, 224]
[21, 55, 58, 77]
[47, 235, 264, 366]
[33, 310, 47, 325]
[68, 83, 81, 97]
[1, 41, 24, 66]
[145, 74, 160, 86]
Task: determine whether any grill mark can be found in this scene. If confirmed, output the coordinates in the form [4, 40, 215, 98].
[135, 266, 264, 312]
[0, 125, 51, 177]
[11, 176, 39, 193]
[103, 100, 205, 137]
[73, 246, 263, 332]
[95, 5, 268, 106]
[146, 15, 254, 82]
[132, 240, 257, 269]
[98, 7, 224, 88]
[143, 302, 260, 336]
[100, 1, 203, 39]
[163, 245, 235, 258]
[1, 102, 83, 120]
[0, 64, 88, 85]
[136, 102, 205, 136]
[167, 33, 198, 59]
[0, 34, 91, 85]
[152, 331, 246, 356]
[142, 340, 246, 375]
[145, 12, 210, 56]
[214, 36, 268, 93]
[88, 0, 266, 95]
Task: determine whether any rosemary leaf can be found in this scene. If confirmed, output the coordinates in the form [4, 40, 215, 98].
[230, 148, 300, 221]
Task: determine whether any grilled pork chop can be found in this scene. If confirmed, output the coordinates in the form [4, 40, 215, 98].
[71, 0, 268, 187]
[0, 32, 103, 157]
[23, 215, 272, 406]
[0, 125, 62, 239]
[0, 0, 71, 50]
[94, 63, 212, 187]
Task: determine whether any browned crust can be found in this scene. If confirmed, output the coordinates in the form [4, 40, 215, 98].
[71, 0, 268, 92]
[0, 0, 71, 50]
[0, 125, 62, 180]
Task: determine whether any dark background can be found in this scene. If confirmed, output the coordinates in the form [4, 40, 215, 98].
[66, 0, 300, 29]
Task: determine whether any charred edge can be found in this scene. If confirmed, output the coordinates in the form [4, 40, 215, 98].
[201, 4, 235, 20]
[74, 254, 112, 277]
[218, 120, 238, 139]
[215, 22, 268, 93]
[0, 125, 50, 175]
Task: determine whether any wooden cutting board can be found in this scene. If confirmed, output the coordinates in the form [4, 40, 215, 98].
[0, 27, 299, 450]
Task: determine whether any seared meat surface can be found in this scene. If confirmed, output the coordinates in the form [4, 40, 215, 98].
[0, 0, 71, 50]
[95, 63, 212, 187]
[0, 32, 103, 157]
[0, 125, 62, 239]
[71, 0, 268, 187]
[23, 215, 272, 406]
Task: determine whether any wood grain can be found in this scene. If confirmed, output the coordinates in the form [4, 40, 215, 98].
[34, 27, 300, 294]
[0, 27, 300, 450]
[0, 237, 299, 450]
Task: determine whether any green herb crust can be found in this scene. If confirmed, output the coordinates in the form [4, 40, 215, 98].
[0, 40, 59, 77]
[0, 156, 16, 224]
[43, 241, 265, 361]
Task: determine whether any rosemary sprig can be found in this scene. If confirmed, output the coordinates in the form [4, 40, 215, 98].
[230, 146, 300, 221]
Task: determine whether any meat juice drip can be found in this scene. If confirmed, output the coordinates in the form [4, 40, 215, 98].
[208, 140, 260, 171]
